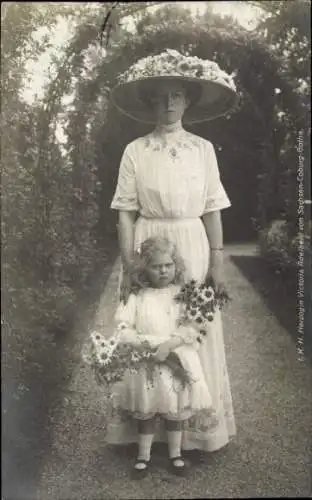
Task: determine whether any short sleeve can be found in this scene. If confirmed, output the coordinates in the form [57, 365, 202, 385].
[114, 294, 140, 344]
[110, 144, 140, 211]
[203, 142, 231, 214]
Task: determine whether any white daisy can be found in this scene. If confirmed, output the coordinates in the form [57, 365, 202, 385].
[90, 330, 105, 344]
[131, 352, 140, 363]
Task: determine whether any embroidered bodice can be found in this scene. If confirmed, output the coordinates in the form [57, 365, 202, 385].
[111, 128, 231, 218]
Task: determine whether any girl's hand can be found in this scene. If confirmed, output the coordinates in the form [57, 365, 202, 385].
[135, 339, 152, 351]
[153, 341, 172, 362]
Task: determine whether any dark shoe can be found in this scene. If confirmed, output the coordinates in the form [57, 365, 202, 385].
[131, 459, 150, 480]
[168, 456, 188, 477]
[182, 449, 206, 464]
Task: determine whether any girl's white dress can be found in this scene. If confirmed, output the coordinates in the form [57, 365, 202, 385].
[109, 128, 236, 452]
[110, 285, 212, 421]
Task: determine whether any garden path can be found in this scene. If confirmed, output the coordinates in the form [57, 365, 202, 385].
[35, 244, 312, 499]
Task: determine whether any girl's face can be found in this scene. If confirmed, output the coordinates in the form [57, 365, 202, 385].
[151, 81, 189, 125]
[146, 251, 176, 288]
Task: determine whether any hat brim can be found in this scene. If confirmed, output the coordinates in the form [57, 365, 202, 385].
[110, 76, 238, 124]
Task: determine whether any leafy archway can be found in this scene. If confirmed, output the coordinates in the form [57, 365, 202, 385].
[2, 2, 307, 338]
[68, 7, 305, 243]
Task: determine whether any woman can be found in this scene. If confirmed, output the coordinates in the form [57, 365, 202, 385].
[108, 49, 238, 454]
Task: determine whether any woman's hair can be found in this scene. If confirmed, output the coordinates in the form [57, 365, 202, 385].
[138, 80, 202, 109]
[129, 236, 185, 293]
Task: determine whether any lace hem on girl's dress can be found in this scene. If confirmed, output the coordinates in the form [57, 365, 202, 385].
[108, 404, 216, 423]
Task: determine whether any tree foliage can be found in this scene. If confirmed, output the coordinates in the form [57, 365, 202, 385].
[250, 0, 310, 272]
[1, 1, 309, 362]
[1, 4, 102, 373]
[81, 2, 308, 244]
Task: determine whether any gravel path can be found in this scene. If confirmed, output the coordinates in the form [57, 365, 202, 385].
[34, 244, 312, 499]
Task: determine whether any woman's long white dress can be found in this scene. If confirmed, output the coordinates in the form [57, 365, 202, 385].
[108, 128, 236, 451]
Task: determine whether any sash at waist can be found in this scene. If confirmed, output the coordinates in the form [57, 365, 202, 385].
[138, 215, 201, 224]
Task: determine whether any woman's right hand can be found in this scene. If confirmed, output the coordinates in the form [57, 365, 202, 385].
[153, 341, 172, 362]
[120, 270, 132, 304]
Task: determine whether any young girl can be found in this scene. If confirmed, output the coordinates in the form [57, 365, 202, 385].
[107, 236, 213, 479]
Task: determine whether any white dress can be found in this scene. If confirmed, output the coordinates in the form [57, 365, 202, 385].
[110, 286, 212, 421]
[109, 128, 236, 451]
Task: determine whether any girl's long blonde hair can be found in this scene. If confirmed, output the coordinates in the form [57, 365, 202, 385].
[129, 237, 185, 293]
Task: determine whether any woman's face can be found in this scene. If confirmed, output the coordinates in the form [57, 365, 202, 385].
[151, 81, 189, 125]
[145, 251, 176, 288]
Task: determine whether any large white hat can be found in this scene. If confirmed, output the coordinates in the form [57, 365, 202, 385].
[110, 49, 238, 124]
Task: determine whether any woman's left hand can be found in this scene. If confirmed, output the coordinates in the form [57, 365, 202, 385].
[208, 266, 229, 297]
[153, 341, 172, 362]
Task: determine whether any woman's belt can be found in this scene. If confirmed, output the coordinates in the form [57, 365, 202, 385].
[140, 214, 200, 221]
[139, 214, 200, 222]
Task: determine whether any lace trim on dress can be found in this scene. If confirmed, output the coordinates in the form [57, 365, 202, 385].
[109, 405, 214, 422]
[143, 130, 202, 161]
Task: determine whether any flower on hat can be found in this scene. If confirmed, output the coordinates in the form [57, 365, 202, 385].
[177, 61, 190, 73]
[117, 49, 237, 93]
[111, 48, 239, 124]
[166, 48, 181, 57]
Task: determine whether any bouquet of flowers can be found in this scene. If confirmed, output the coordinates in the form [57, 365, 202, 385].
[82, 328, 193, 390]
[175, 277, 231, 342]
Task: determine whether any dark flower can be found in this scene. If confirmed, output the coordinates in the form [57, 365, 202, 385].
[196, 317, 203, 323]
[205, 290, 212, 298]
[207, 314, 214, 322]
[96, 335, 100, 340]
[200, 329, 206, 336]
[203, 305, 214, 315]
[179, 62, 189, 72]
